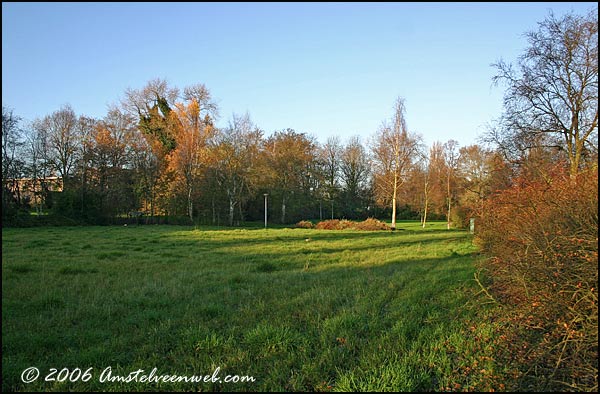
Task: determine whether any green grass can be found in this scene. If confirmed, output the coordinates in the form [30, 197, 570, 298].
[2, 221, 506, 392]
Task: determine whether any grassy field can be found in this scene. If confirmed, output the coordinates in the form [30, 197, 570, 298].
[2, 221, 506, 392]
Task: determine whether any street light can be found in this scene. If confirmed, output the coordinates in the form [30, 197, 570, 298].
[263, 193, 268, 229]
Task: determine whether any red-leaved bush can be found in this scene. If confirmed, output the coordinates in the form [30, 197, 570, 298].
[352, 217, 391, 231]
[315, 219, 354, 230]
[315, 218, 390, 231]
[475, 165, 598, 391]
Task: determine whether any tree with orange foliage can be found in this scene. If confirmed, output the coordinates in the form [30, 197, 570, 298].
[123, 79, 179, 219]
[263, 129, 317, 224]
[168, 85, 217, 222]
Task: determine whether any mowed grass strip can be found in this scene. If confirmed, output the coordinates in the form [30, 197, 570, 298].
[2, 222, 501, 392]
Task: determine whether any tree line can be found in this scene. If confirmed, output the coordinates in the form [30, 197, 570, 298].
[1, 80, 511, 228]
[2, 8, 597, 232]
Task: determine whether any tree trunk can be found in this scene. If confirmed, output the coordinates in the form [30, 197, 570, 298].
[187, 187, 193, 223]
[281, 196, 286, 224]
[447, 171, 451, 230]
[80, 167, 86, 216]
[212, 195, 216, 225]
[423, 196, 428, 228]
[570, 140, 582, 179]
[14, 179, 22, 206]
[391, 172, 398, 230]
[229, 195, 235, 226]
[238, 199, 244, 225]
[423, 174, 429, 228]
[150, 188, 155, 225]
[331, 199, 334, 219]
[319, 200, 322, 220]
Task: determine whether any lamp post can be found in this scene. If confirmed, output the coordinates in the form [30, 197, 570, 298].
[263, 193, 268, 229]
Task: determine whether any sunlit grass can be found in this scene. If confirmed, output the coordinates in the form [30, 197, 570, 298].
[2, 222, 505, 391]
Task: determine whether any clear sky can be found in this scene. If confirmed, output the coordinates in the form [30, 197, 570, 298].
[2, 2, 595, 148]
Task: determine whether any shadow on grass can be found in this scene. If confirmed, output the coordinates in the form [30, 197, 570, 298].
[2, 224, 481, 392]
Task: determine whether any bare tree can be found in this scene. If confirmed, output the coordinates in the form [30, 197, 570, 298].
[443, 140, 460, 229]
[183, 83, 219, 120]
[2, 107, 20, 177]
[491, 8, 598, 177]
[38, 105, 79, 189]
[319, 135, 342, 219]
[2, 107, 26, 211]
[123, 78, 180, 118]
[213, 113, 262, 226]
[75, 115, 98, 215]
[340, 135, 370, 217]
[457, 144, 494, 219]
[28, 119, 53, 212]
[371, 97, 422, 230]
[419, 151, 431, 228]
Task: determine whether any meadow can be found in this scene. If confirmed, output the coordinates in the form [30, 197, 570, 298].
[2, 222, 506, 392]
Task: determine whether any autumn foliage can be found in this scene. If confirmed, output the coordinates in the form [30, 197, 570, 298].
[295, 220, 314, 229]
[314, 218, 390, 231]
[475, 165, 598, 391]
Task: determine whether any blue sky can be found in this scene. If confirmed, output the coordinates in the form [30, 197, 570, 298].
[2, 2, 595, 148]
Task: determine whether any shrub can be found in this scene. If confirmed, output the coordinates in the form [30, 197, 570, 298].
[295, 220, 314, 229]
[315, 218, 390, 231]
[475, 165, 598, 391]
[338, 219, 354, 229]
[315, 219, 343, 230]
[352, 218, 390, 231]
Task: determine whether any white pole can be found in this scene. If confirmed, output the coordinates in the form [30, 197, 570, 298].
[264, 194, 268, 229]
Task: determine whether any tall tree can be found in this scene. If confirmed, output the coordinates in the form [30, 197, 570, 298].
[124, 78, 180, 157]
[123, 79, 180, 219]
[319, 135, 342, 219]
[38, 105, 79, 189]
[169, 95, 217, 222]
[491, 8, 598, 177]
[371, 97, 422, 230]
[129, 126, 159, 220]
[456, 144, 499, 227]
[426, 141, 447, 219]
[2, 107, 26, 215]
[213, 113, 262, 226]
[2, 107, 22, 183]
[443, 140, 460, 229]
[340, 135, 370, 219]
[264, 129, 316, 223]
[75, 115, 98, 216]
[182, 83, 219, 119]
[417, 151, 431, 228]
[28, 119, 54, 211]
[88, 108, 137, 219]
